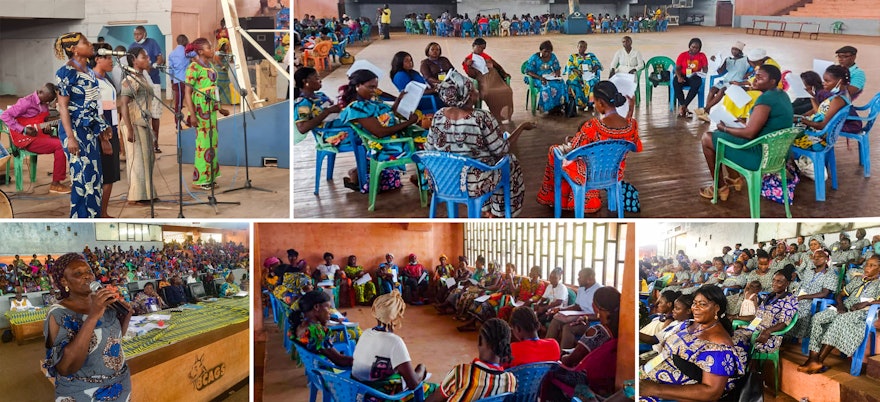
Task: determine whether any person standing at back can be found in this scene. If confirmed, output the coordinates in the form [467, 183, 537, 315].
[167, 34, 190, 127]
[381, 4, 392, 39]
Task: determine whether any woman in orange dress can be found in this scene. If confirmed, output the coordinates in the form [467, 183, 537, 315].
[536, 81, 641, 212]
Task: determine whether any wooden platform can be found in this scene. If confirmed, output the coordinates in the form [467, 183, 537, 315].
[292, 27, 880, 218]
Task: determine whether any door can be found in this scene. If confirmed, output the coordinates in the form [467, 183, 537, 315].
[716, 1, 733, 27]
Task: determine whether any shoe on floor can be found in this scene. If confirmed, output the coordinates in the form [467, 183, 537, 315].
[154, 148, 162, 154]
[49, 183, 71, 194]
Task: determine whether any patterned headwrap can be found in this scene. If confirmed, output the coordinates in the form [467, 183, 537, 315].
[263, 256, 280, 268]
[54, 32, 84, 60]
[437, 70, 474, 108]
[409, 253, 417, 262]
[372, 290, 406, 328]
[807, 235, 826, 250]
[49, 253, 88, 300]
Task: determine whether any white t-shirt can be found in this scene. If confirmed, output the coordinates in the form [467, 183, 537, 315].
[541, 283, 570, 307]
[575, 283, 601, 314]
[316, 264, 340, 281]
[10, 297, 33, 311]
[352, 328, 413, 385]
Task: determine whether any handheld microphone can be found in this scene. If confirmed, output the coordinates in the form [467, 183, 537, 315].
[89, 281, 130, 317]
[97, 48, 127, 57]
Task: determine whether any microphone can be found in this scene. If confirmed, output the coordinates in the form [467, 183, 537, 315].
[98, 48, 127, 57]
[151, 63, 166, 70]
[89, 281, 130, 317]
[216, 51, 234, 59]
[121, 65, 140, 75]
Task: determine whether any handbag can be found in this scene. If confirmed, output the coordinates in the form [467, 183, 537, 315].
[760, 160, 799, 204]
[794, 155, 827, 181]
[621, 180, 640, 213]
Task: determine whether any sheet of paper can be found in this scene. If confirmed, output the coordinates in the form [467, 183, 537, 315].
[813, 59, 834, 75]
[610, 73, 636, 97]
[129, 316, 147, 324]
[347, 60, 386, 82]
[580, 70, 596, 82]
[355, 273, 372, 286]
[445, 277, 457, 288]
[148, 314, 172, 321]
[558, 310, 589, 317]
[512, 300, 525, 307]
[467, 278, 478, 285]
[234, 291, 249, 297]
[542, 74, 564, 81]
[419, 271, 428, 283]
[709, 104, 746, 128]
[395, 80, 427, 119]
[474, 295, 491, 303]
[317, 280, 334, 288]
[470, 54, 489, 74]
[786, 74, 812, 100]
[708, 52, 724, 74]
[724, 84, 752, 108]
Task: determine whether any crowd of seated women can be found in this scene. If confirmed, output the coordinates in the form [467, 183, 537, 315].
[639, 230, 880, 400]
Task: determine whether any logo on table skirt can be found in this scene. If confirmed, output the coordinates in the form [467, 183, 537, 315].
[189, 354, 226, 391]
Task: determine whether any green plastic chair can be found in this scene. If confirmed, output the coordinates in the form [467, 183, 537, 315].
[713, 126, 803, 218]
[750, 312, 798, 395]
[636, 56, 675, 107]
[831, 21, 844, 34]
[521, 61, 539, 116]
[349, 123, 428, 211]
[0, 112, 39, 192]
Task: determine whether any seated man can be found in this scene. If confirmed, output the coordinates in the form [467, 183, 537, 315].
[0, 83, 70, 194]
[545, 268, 602, 349]
[165, 276, 188, 307]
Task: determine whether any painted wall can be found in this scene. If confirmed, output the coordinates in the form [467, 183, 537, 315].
[255, 223, 464, 276]
[736, 15, 880, 37]
[0, 223, 163, 256]
[293, 0, 340, 20]
[0, 0, 85, 19]
[733, 0, 802, 16]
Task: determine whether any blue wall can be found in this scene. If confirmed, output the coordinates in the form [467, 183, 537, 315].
[98, 24, 167, 87]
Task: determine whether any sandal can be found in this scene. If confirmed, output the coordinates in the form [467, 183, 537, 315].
[343, 177, 360, 192]
[699, 185, 729, 201]
[678, 111, 694, 118]
[724, 176, 744, 191]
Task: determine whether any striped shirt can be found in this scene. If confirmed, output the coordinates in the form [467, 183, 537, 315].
[440, 359, 517, 402]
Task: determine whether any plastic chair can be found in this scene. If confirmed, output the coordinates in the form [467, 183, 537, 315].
[330, 38, 348, 63]
[412, 151, 511, 218]
[305, 41, 333, 72]
[349, 123, 428, 211]
[521, 61, 539, 116]
[312, 127, 367, 195]
[850, 304, 879, 376]
[790, 105, 851, 202]
[313, 368, 425, 402]
[506, 361, 558, 402]
[841, 92, 880, 177]
[549, 338, 618, 399]
[723, 288, 743, 296]
[294, 343, 352, 402]
[0, 112, 39, 192]
[669, 71, 706, 111]
[553, 140, 637, 218]
[801, 297, 836, 355]
[713, 126, 802, 218]
[636, 56, 675, 107]
[327, 323, 357, 356]
[831, 21, 844, 34]
[750, 312, 798, 395]
[475, 392, 514, 402]
[500, 20, 511, 36]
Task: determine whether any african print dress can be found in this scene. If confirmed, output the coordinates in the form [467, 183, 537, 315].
[524, 53, 566, 112]
[55, 63, 108, 218]
[427, 108, 525, 217]
[185, 60, 221, 187]
[732, 293, 797, 358]
[790, 267, 839, 338]
[342, 265, 377, 304]
[293, 91, 347, 149]
[808, 276, 880, 356]
[566, 52, 602, 109]
[537, 117, 641, 211]
[639, 321, 744, 401]
[43, 305, 131, 401]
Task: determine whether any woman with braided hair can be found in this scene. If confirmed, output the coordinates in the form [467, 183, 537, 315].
[54, 32, 111, 218]
[43, 252, 133, 401]
[290, 290, 352, 367]
[426, 318, 517, 402]
[352, 290, 437, 398]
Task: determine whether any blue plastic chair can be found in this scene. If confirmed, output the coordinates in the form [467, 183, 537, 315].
[330, 38, 348, 63]
[723, 288, 743, 296]
[841, 92, 880, 177]
[268, 291, 280, 324]
[312, 127, 367, 195]
[553, 140, 637, 218]
[313, 368, 425, 402]
[294, 343, 351, 402]
[790, 105, 851, 201]
[506, 361, 558, 402]
[850, 304, 879, 376]
[669, 73, 706, 111]
[475, 392, 514, 402]
[801, 297, 836, 355]
[413, 151, 511, 218]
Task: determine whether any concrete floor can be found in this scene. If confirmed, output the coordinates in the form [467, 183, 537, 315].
[0, 100, 290, 219]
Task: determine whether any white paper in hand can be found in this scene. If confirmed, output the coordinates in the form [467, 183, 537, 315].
[355, 273, 373, 286]
[474, 295, 491, 303]
[709, 106, 746, 128]
[581, 70, 596, 82]
[542, 74, 564, 81]
[708, 51, 724, 74]
[347, 60, 386, 82]
[445, 277, 457, 288]
[471, 54, 489, 74]
[395, 81, 427, 119]
[813, 59, 834, 75]
[724, 85, 752, 108]
[609, 73, 636, 116]
[786, 74, 812, 100]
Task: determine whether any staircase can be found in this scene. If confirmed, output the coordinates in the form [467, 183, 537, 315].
[787, 0, 880, 19]
[776, 340, 880, 402]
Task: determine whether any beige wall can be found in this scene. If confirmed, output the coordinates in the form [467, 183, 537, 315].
[734, 0, 801, 16]
[293, 0, 338, 20]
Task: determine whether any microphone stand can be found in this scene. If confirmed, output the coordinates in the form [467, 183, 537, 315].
[218, 56, 272, 195]
[116, 59, 157, 218]
[151, 59, 240, 216]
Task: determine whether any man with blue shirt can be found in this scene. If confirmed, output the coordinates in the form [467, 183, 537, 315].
[544, 268, 601, 349]
[168, 35, 190, 126]
[836, 45, 865, 100]
[130, 26, 165, 153]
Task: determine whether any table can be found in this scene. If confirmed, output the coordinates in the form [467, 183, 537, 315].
[4, 308, 48, 344]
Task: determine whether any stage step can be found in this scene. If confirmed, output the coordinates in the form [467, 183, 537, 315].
[778, 345, 880, 402]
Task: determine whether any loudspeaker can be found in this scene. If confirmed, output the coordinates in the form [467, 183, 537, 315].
[238, 17, 275, 61]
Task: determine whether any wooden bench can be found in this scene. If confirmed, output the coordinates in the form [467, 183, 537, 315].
[785, 21, 821, 39]
[746, 19, 787, 36]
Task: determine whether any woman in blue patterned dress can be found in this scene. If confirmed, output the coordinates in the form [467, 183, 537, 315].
[54, 32, 109, 218]
[524, 40, 567, 113]
[339, 69, 423, 193]
[639, 285, 744, 402]
[566, 40, 603, 111]
[44, 253, 133, 402]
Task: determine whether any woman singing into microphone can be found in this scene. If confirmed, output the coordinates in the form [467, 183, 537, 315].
[54, 32, 110, 218]
[184, 38, 230, 191]
[44, 252, 133, 401]
[118, 46, 157, 205]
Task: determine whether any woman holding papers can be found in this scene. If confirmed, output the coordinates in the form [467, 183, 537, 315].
[566, 40, 603, 112]
[523, 40, 567, 114]
[462, 38, 514, 122]
[792, 64, 860, 150]
[390, 51, 444, 114]
[673, 38, 708, 118]
[699, 64, 793, 201]
[798, 255, 880, 374]
[419, 42, 454, 87]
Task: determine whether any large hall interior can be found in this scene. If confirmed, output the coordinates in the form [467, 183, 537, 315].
[253, 221, 636, 401]
[293, 0, 879, 219]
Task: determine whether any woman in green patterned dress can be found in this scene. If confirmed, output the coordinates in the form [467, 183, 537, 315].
[184, 38, 230, 191]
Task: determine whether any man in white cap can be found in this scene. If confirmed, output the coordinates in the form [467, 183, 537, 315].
[740, 48, 781, 85]
[697, 41, 750, 121]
